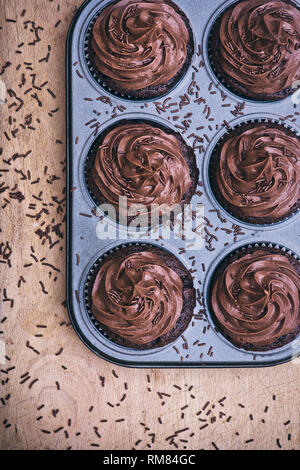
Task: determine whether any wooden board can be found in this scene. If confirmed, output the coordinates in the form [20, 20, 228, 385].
[0, 0, 299, 450]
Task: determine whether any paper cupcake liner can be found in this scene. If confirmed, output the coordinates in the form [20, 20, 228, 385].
[83, 242, 196, 350]
[206, 0, 299, 102]
[207, 116, 300, 227]
[206, 241, 300, 353]
[83, 0, 195, 101]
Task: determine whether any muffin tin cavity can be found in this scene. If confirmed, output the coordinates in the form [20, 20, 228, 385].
[83, 115, 199, 221]
[83, 0, 196, 101]
[204, 114, 300, 229]
[83, 242, 196, 351]
[206, 0, 300, 103]
[205, 242, 300, 354]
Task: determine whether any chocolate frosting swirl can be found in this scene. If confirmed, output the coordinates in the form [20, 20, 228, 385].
[215, 126, 300, 221]
[91, 0, 190, 91]
[218, 0, 300, 95]
[211, 250, 300, 349]
[91, 251, 183, 345]
[92, 122, 191, 215]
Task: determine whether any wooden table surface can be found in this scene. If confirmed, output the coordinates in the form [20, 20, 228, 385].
[0, 0, 299, 451]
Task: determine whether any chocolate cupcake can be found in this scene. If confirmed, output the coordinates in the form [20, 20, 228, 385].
[85, 244, 196, 349]
[209, 245, 300, 351]
[86, 0, 194, 99]
[209, 121, 300, 225]
[208, 0, 300, 101]
[85, 119, 198, 223]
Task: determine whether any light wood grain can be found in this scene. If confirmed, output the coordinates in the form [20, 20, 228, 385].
[0, 0, 299, 450]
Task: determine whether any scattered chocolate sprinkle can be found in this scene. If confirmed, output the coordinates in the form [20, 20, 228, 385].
[55, 347, 63, 356]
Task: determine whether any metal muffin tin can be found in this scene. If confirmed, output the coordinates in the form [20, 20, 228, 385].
[66, 0, 300, 367]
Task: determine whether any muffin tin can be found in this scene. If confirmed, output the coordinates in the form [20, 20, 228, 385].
[66, 0, 300, 367]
